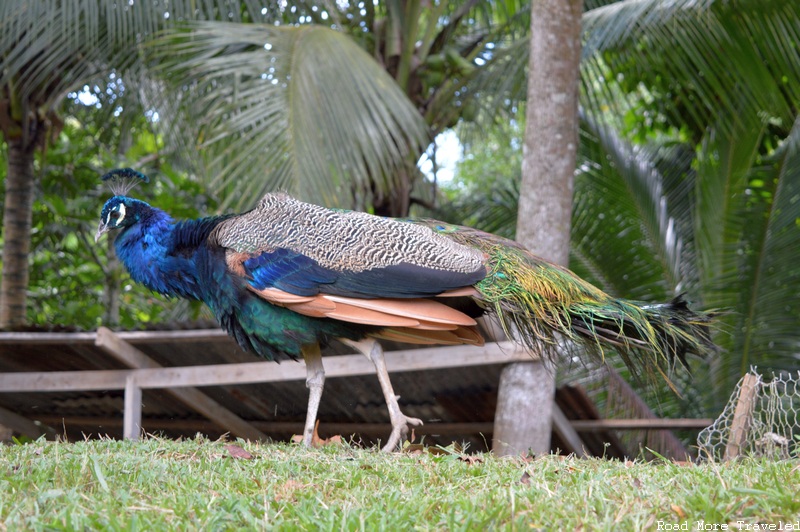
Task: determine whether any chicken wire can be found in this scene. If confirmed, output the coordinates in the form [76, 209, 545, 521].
[697, 370, 800, 461]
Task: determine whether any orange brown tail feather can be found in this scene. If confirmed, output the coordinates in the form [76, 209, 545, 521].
[374, 325, 485, 346]
[249, 286, 479, 332]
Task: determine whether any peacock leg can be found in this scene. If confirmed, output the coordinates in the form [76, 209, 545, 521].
[341, 338, 423, 452]
[301, 343, 325, 447]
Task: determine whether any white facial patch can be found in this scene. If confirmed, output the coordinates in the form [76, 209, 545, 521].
[107, 203, 126, 226]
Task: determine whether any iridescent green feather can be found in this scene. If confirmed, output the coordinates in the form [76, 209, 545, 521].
[421, 222, 715, 387]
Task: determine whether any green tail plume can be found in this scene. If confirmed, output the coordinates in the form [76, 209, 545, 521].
[439, 225, 715, 386]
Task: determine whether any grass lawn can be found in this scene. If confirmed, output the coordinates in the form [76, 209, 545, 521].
[1, 436, 798, 530]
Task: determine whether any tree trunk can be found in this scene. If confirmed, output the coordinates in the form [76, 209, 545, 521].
[492, 0, 582, 457]
[371, 165, 412, 217]
[493, 358, 556, 456]
[0, 137, 37, 328]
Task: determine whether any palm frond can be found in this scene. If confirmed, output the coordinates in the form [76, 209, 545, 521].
[152, 22, 427, 210]
[697, 115, 800, 411]
[582, 0, 800, 134]
[0, 1, 273, 107]
[740, 117, 800, 361]
[572, 116, 697, 301]
[438, 177, 520, 240]
[437, 6, 530, 137]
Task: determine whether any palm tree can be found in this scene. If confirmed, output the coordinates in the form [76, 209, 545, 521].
[0, 1, 430, 326]
[578, 0, 800, 415]
[149, 1, 528, 214]
[492, 0, 583, 457]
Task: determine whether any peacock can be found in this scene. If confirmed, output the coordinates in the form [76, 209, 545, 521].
[95, 168, 714, 451]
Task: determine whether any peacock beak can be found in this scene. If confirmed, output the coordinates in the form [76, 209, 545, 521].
[95, 222, 109, 243]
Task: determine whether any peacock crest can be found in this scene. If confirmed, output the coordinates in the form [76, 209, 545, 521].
[100, 168, 149, 196]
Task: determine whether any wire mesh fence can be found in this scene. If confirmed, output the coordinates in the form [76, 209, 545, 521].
[697, 369, 800, 461]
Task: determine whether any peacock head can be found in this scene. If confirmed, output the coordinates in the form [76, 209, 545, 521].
[95, 168, 152, 243]
[95, 196, 154, 242]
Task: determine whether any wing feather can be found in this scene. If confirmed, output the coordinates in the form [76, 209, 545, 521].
[374, 326, 484, 346]
[248, 286, 316, 304]
[211, 194, 488, 299]
[249, 286, 478, 330]
[323, 295, 477, 326]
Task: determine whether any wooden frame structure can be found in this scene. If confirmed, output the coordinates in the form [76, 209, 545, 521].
[0, 327, 713, 454]
[0, 328, 537, 440]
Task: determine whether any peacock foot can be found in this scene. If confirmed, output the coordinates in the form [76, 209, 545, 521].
[381, 398, 424, 452]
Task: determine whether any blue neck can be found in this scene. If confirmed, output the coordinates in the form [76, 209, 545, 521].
[114, 207, 203, 300]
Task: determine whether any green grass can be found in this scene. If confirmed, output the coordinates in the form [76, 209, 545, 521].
[1, 436, 798, 530]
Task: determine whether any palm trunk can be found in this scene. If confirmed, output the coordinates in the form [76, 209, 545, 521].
[493, 0, 582, 456]
[372, 165, 412, 217]
[0, 137, 36, 328]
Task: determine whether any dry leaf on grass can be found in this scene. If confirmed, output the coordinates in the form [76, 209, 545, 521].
[320, 434, 343, 446]
[402, 443, 482, 462]
[402, 444, 451, 456]
[291, 421, 343, 447]
[671, 504, 686, 519]
[403, 443, 426, 455]
[225, 444, 253, 460]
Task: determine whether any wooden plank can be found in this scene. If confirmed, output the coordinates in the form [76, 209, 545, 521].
[604, 368, 690, 458]
[0, 331, 98, 345]
[551, 405, 587, 457]
[0, 405, 58, 440]
[134, 361, 303, 388]
[96, 328, 268, 442]
[174, 387, 271, 441]
[0, 368, 128, 391]
[570, 418, 714, 431]
[110, 329, 232, 345]
[381, 341, 527, 371]
[35, 415, 220, 433]
[1, 327, 521, 356]
[0, 341, 526, 392]
[123, 375, 142, 440]
[0, 329, 231, 345]
[35, 415, 497, 436]
[96, 327, 162, 369]
[725, 373, 759, 461]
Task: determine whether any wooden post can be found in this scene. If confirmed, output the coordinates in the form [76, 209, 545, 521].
[123, 374, 142, 440]
[724, 373, 759, 461]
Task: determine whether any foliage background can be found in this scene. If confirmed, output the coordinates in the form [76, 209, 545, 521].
[1, 0, 799, 422]
[0, 100, 212, 329]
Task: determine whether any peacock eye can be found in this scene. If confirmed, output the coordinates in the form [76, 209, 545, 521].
[110, 211, 120, 219]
